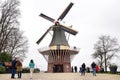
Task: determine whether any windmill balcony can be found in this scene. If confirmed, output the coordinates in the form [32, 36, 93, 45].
[38, 46, 80, 62]
[38, 46, 79, 53]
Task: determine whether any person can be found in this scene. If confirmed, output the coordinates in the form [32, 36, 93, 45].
[74, 66, 77, 72]
[16, 60, 22, 78]
[79, 67, 82, 73]
[99, 67, 104, 73]
[29, 59, 35, 79]
[96, 65, 99, 73]
[11, 58, 17, 79]
[71, 66, 73, 72]
[81, 63, 86, 76]
[53, 65, 55, 72]
[91, 62, 96, 76]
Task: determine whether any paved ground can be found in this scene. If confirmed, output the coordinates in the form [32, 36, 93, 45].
[0, 73, 120, 80]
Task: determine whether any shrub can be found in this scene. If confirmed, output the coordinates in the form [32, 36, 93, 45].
[0, 52, 12, 63]
[0, 66, 6, 73]
[109, 64, 117, 74]
[34, 68, 40, 73]
[22, 67, 40, 73]
[22, 67, 30, 73]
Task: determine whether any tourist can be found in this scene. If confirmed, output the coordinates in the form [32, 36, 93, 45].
[16, 60, 22, 78]
[29, 59, 35, 79]
[91, 62, 96, 76]
[74, 66, 77, 72]
[96, 65, 99, 73]
[79, 67, 82, 73]
[71, 66, 74, 72]
[11, 58, 17, 79]
[53, 65, 55, 72]
[81, 63, 86, 76]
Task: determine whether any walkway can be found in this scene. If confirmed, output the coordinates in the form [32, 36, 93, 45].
[0, 73, 120, 80]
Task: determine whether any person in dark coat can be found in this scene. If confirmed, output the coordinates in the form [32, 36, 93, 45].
[11, 58, 17, 79]
[91, 62, 96, 76]
[71, 66, 74, 72]
[81, 63, 86, 76]
[74, 66, 77, 72]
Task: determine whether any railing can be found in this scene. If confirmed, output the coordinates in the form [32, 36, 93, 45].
[69, 46, 80, 52]
[38, 46, 80, 52]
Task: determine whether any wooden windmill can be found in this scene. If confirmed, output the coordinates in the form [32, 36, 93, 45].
[36, 2, 79, 72]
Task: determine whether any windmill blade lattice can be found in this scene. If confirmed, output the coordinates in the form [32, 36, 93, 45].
[39, 13, 55, 23]
[57, 2, 74, 21]
[36, 27, 52, 44]
[59, 24, 77, 35]
[37, 2, 77, 45]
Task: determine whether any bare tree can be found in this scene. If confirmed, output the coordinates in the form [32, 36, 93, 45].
[92, 35, 120, 72]
[92, 49, 104, 69]
[0, 0, 20, 52]
[5, 28, 29, 60]
[0, 0, 29, 60]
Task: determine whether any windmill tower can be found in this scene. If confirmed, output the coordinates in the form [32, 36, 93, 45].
[36, 2, 79, 72]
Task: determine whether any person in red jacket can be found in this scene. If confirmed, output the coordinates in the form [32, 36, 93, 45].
[96, 65, 99, 73]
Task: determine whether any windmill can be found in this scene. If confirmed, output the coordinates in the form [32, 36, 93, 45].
[37, 2, 79, 72]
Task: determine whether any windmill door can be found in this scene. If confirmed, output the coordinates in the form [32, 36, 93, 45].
[53, 64, 63, 72]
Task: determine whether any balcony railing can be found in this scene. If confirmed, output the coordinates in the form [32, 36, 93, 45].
[38, 46, 80, 52]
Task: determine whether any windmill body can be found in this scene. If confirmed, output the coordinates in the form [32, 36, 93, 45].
[37, 2, 79, 72]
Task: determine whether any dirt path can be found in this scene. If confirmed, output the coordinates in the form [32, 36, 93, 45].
[0, 73, 120, 80]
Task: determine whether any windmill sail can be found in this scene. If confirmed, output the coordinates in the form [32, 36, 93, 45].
[39, 13, 55, 23]
[59, 24, 78, 35]
[36, 27, 52, 44]
[57, 2, 74, 21]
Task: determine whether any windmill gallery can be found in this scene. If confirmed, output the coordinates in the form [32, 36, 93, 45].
[36, 2, 79, 73]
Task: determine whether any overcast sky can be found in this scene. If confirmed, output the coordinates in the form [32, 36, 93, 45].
[19, 0, 120, 71]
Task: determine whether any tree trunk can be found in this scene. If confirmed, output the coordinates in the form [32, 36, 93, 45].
[104, 53, 107, 72]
